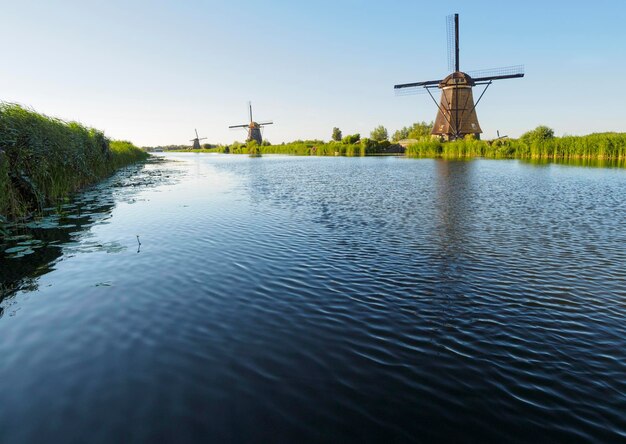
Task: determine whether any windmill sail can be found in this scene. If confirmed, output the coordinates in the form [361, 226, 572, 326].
[468, 65, 525, 82]
[446, 14, 456, 72]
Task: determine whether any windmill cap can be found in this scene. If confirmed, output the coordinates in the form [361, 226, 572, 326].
[440, 71, 475, 87]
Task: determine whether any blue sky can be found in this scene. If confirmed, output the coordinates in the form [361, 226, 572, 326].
[1, 0, 624, 146]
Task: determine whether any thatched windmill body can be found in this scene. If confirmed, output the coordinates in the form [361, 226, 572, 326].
[229, 102, 273, 144]
[190, 129, 207, 149]
[394, 14, 524, 140]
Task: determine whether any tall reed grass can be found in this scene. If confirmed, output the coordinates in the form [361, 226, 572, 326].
[0, 103, 148, 218]
[406, 133, 626, 160]
[228, 140, 400, 156]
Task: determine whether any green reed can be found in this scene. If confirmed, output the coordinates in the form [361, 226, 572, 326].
[406, 133, 626, 160]
[0, 103, 149, 218]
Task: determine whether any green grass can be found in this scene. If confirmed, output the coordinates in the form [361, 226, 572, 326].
[175, 139, 403, 156]
[0, 103, 149, 219]
[406, 133, 626, 160]
[109, 140, 150, 168]
[258, 141, 363, 156]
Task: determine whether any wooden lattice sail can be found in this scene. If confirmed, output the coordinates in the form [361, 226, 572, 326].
[394, 13, 524, 140]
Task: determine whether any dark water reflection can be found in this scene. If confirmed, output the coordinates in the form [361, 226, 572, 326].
[1, 154, 625, 443]
[0, 158, 175, 310]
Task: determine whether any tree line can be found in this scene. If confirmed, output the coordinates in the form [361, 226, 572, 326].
[331, 122, 434, 144]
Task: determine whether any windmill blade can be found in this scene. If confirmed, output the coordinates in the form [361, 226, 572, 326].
[468, 65, 525, 81]
[195, 129, 199, 138]
[258, 121, 273, 126]
[394, 79, 442, 90]
[446, 14, 455, 72]
[229, 124, 249, 129]
[395, 85, 439, 96]
[199, 137, 207, 140]
[248, 101, 253, 123]
[446, 14, 460, 72]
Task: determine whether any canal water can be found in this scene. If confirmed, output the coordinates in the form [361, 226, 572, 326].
[1, 154, 625, 443]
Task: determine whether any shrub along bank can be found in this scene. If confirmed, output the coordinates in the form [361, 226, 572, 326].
[0, 103, 149, 219]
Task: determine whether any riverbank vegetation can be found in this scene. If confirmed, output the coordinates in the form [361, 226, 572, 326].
[405, 127, 626, 160]
[182, 138, 403, 156]
[392, 122, 434, 141]
[163, 121, 625, 162]
[0, 103, 149, 219]
[174, 125, 404, 156]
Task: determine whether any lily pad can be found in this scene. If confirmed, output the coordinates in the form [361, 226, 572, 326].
[16, 239, 43, 246]
[4, 245, 32, 254]
[5, 234, 32, 242]
[11, 248, 35, 258]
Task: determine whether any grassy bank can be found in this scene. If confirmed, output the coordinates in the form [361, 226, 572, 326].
[406, 132, 626, 160]
[0, 103, 149, 219]
[178, 139, 403, 156]
[164, 123, 626, 163]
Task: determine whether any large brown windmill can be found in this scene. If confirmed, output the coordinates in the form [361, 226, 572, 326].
[394, 14, 524, 140]
[229, 102, 273, 144]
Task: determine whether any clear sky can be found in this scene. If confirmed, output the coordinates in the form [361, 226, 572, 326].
[1, 0, 625, 146]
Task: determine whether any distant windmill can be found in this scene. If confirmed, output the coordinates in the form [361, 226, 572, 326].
[394, 13, 524, 140]
[229, 102, 273, 144]
[190, 129, 207, 149]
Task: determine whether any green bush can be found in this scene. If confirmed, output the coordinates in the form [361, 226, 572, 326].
[247, 140, 261, 156]
[520, 125, 555, 145]
[342, 133, 361, 144]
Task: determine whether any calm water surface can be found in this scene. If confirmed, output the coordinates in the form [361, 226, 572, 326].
[1, 154, 625, 443]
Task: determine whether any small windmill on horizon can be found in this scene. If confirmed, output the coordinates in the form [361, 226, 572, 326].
[229, 102, 273, 144]
[190, 129, 207, 149]
[394, 13, 524, 140]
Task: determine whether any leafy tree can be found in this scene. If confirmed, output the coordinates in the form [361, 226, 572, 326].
[342, 133, 360, 144]
[408, 121, 433, 139]
[520, 125, 555, 144]
[262, 139, 271, 146]
[392, 121, 434, 141]
[332, 127, 342, 141]
[392, 127, 410, 141]
[370, 125, 388, 142]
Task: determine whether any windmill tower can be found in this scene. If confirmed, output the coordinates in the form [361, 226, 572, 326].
[394, 14, 524, 140]
[229, 102, 273, 144]
[190, 129, 207, 149]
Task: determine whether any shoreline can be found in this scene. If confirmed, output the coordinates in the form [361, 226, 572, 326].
[161, 130, 626, 162]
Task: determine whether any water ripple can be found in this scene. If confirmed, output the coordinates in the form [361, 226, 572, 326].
[0, 154, 625, 442]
